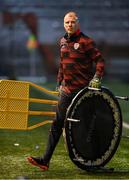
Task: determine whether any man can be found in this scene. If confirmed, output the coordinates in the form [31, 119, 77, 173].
[27, 11, 105, 170]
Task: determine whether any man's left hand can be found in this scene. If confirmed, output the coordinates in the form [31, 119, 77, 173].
[89, 76, 101, 89]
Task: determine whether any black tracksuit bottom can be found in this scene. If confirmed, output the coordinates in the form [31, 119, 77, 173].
[42, 90, 78, 163]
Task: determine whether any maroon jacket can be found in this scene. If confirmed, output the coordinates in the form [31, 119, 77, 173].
[57, 31, 105, 94]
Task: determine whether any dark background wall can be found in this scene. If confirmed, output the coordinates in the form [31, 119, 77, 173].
[0, 0, 129, 82]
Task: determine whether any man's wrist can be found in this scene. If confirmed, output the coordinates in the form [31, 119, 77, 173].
[93, 74, 102, 80]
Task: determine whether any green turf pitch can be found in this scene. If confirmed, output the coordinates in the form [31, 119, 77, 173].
[0, 80, 129, 179]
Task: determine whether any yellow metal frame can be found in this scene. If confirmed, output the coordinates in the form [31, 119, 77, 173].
[0, 80, 58, 130]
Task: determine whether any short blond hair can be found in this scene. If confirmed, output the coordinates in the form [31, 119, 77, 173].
[64, 11, 79, 22]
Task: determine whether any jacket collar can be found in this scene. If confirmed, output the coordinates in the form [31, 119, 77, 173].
[64, 29, 81, 42]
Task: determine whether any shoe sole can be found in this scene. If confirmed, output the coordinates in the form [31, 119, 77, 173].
[27, 157, 48, 171]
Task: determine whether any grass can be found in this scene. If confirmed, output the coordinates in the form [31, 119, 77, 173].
[0, 79, 129, 179]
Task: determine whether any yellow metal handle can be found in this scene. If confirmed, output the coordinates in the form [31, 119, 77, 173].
[0, 79, 58, 130]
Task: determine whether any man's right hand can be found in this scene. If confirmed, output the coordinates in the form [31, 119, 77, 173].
[56, 85, 63, 95]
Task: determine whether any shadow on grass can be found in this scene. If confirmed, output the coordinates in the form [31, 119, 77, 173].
[21, 165, 129, 179]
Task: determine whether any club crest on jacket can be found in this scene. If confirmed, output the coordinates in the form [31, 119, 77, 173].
[74, 43, 80, 50]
